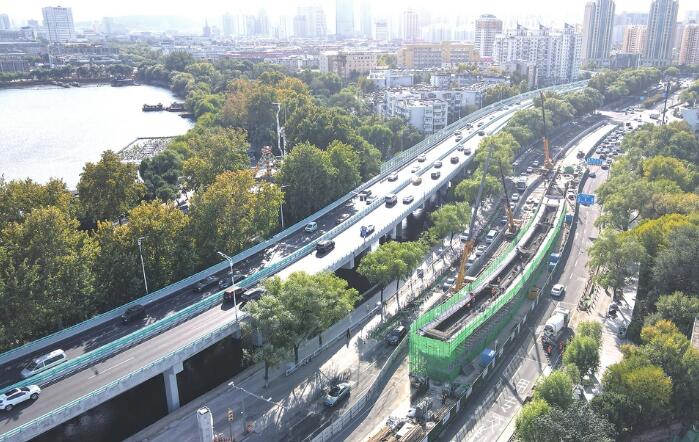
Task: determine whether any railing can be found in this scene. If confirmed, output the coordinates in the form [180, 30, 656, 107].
[0, 81, 589, 416]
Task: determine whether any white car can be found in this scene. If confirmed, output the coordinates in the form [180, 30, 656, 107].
[475, 245, 487, 257]
[304, 222, 318, 233]
[0, 385, 41, 411]
[387, 172, 399, 182]
[511, 193, 520, 202]
[551, 284, 565, 298]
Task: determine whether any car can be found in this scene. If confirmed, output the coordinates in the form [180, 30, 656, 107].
[358, 189, 372, 201]
[500, 215, 509, 225]
[316, 240, 335, 255]
[411, 175, 422, 186]
[477, 121, 484, 127]
[576, 150, 585, 159]
[551, 284, 565, 298]
[387, 172, 399, 182]
[431, 171, 441, 179]
[589, 171, 597, 178]
[601, 163, 610, 170]
[218, 271, 247, 289]
[450, 156, 459, 164]
[385, 193, 398, 206]
[511, 192, 520, 202]
[411, 165, 420, 173]
[195, 275, 220, 292]
[324, 383, 351, 407]
[526, 166, 533, 173]
[532, 160, 540, 167]
[442, 277, 456, 291]
[360, 224, 375, 237]
[466, 254, 476, 268]
[417, 154, 427, 162]
[607, 303, 619, 318]
[433, 160, 443, 169]
[223, 285, 245, 303]
[21, 350, 67, 379]
[463, 147, 472, 155]
[336, 213, 350, 225]
[304, 222, 318, 233]
[435, 247, 445, 258]
[617, 323, 628, 338]
[403, 195, 415, 204]
[454, 130, 462, 136]
[241, 287, 266, 303]
[455, 135, 463, 142]
[121, 304, 146, 324]
[477, 130, 485, 136]
[0, 385, 41, 411]
[385, 326, 407, 345]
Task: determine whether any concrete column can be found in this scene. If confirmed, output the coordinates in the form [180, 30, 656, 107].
[389, 223, 398, 239]
[395, 220, 404, 239]
[370, 240, 380, 251]
[341, 255, 355, 269]
[164, 362, 183, 413]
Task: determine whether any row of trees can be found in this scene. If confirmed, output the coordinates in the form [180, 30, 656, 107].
[587, 67, 662, 103]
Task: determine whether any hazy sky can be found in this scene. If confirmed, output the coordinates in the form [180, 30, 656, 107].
[3, 0, 694, 26]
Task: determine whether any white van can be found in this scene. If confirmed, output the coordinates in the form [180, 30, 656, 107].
[21, 349, 67, 379]
[485, 229, 498, 244]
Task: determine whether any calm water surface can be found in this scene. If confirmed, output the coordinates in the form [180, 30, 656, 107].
[0, 84, 193, 188]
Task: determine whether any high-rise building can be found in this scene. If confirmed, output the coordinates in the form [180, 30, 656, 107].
[360, 0, 372, 39]
[474, 14, 503, 58]
[294, 6, 327, 38]
[374, 19, 389, 42]
[203, 20, 211, 37]
[42, 6, 75, 43]
[612, 12, 648, 46]
[643, 0, 679, 66]
[402, 9, 419, 42]
[621, 25, 647, 53]
[397, 42, 480, 68]
[222, 14, 234, 37]
[679, 21, 699, 65]
[336, 0, 354, 38]
[581, 0, 615, 64]
[0, 14, 10, 30]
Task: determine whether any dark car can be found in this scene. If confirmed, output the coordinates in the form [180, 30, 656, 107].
[385, 325, 407, 345]
[195, 275, 220, 292]
[121, 304, 146, 324]
[450, 156, 459, 164]
[478, 130, 485, 136]
[316, 240, 335, 255]
[219, 272, 248, 289]
[431, 171, 441, 179]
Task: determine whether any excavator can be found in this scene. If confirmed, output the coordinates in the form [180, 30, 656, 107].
[453, 143, 495, 293]
[540, 91, 553, 170]
[498, 160, 521, 239]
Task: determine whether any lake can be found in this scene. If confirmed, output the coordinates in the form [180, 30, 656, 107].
[0, 84, 193, 189]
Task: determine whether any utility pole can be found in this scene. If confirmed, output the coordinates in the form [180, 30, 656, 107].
[137, 237, 149, 294]
[217, 251, 238, 322]
[661, 80, 671, 125]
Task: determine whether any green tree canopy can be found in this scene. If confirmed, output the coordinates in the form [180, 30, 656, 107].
[563, 335, 600, 376]
[534, 370, 574, 410]
[515, 398, 550, 442]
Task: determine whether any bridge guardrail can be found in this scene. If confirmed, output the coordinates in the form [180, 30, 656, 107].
[0, 81, 588, 391]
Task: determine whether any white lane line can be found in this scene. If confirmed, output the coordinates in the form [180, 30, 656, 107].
[88, 357, 135, 380]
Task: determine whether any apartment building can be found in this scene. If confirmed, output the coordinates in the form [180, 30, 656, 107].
[679, 22, 699, 65]
[319, 50, 379, 78]
[475, 14, 503, 58]
[581, 0, 615, 64]
[397, 42, 480, 69]
[381, 89, 448, 133]
[621, 25, 647, 53]
[643, 0, 679, 66]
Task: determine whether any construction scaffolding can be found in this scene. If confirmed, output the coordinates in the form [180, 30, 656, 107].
[409, 200, 566, 381]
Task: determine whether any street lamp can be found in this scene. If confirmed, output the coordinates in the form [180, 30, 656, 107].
[137, 237, 149, 294]
[227, 381, 286, 431]
[217, 251, 238, 322]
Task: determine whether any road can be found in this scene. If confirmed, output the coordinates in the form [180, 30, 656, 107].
[437, 122, 617, 442]
[0, 100, 542, 436]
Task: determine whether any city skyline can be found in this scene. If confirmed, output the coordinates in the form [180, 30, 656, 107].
[3, 0, 695, 30]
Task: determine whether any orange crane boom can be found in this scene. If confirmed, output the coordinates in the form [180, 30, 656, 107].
[540, 91, 553, 170]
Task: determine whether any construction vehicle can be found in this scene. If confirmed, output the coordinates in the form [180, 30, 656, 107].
[541, 307, 570, 355]
[453, 143, 496, 293]
[498, 160, 521, 239]
[539, 92, 553, 170]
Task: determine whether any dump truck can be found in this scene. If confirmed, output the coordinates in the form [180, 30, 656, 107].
[542, 307, 570, 355]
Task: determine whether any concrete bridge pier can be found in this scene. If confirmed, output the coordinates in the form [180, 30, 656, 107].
[341, 255, 355, 269]
[164, 362, 184, 413]
[370, 240, 380, 251]
[390, 221, 403, 240]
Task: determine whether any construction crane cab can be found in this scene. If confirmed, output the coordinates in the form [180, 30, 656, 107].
[539, 92, 553, 171]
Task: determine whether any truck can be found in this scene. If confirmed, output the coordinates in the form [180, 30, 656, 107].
[542, 307, 570, 355]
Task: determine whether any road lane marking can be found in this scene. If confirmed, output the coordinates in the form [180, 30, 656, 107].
[88, 357, 135, 380]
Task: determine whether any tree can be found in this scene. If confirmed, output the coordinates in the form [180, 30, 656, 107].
[163, 51, 194, 72]
[139, 148, 188, 201]
[474, 133, 519, 177]
[189, 170, 283, 264]
[181, 127, 250, 190]
[429, 202, 471, 244]
[454, 173, 499, 204]
[534, 370, 574, 410]
[327, 141, 362, 198]
[648, 292, 699, 337]
[588, 230, 645, 298]
[563, 335, 600, 376]
[357, 241, 426, 314]
[515, 398, 550, 442]
[266, 272, 358, 363]
[534, 401, 616, 442]
[93, 201, 194, 309]
[652, 224, 699, 297]
[577, 321, 603, 348]
[0, 207, 98, 350]
[0, 178, 73, 230]
[77, 150, 146, 223]
[591, 391, 637, 435]
[642, 156, 692, 191]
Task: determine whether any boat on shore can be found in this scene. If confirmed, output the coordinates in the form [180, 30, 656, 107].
[142, 103, 164, 112]
[165, 102, 186, 112]
[112, 78, 135, 87]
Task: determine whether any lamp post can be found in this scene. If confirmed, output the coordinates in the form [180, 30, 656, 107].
[228, 381, 286, 433]
[217, 251, 238, 322]
[137, 237, 149, 294]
